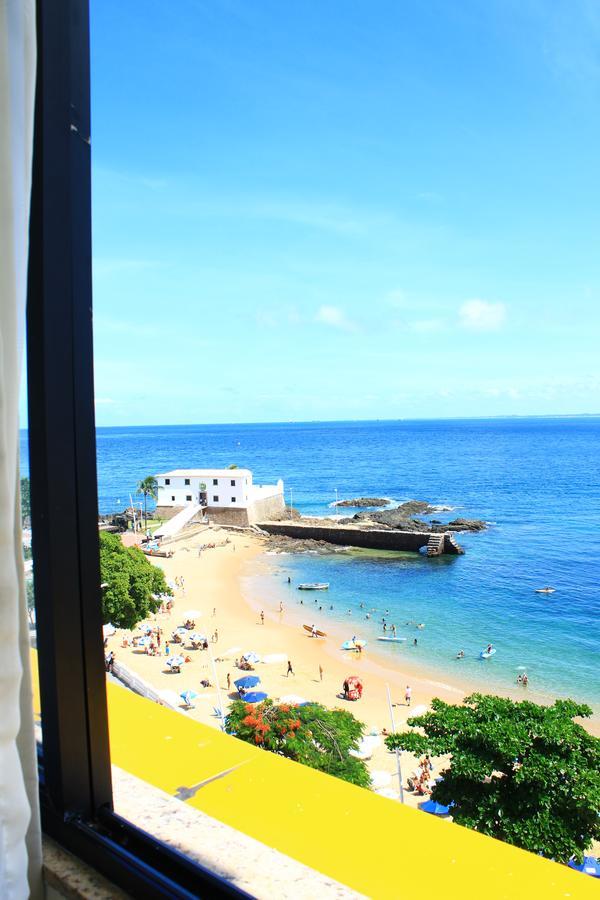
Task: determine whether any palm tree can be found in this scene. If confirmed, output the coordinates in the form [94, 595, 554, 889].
[136, 476, 158, 533]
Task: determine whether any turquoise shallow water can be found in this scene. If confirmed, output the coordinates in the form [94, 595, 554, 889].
[20, 416, 600, 709]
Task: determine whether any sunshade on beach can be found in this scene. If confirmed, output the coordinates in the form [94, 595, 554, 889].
[234, 676, 260, 690]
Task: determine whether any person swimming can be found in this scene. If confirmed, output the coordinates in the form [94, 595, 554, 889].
[456, 649, 465, 659]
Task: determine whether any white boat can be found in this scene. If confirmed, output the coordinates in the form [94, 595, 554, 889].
[297, 583, 329, 591]
[377, 636, 406, 643]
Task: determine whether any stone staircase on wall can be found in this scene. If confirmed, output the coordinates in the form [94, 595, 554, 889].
[426, 533, 445, 556]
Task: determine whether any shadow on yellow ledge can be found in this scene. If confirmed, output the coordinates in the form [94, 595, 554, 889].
[32, 653, 595, 899]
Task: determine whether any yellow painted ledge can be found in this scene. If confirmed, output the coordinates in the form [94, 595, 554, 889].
[31, 653, 596, 899]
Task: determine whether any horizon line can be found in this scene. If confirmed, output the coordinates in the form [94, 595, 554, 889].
[20, 412, 600, 432]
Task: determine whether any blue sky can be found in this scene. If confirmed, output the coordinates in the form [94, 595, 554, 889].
[82, 0, 600, 424]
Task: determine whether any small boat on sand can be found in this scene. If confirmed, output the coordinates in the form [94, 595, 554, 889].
[303, 624, 327, 637]
[298, 583, 329, 591]
[377, 636, 406, 643]
[534, 586, 556, 594]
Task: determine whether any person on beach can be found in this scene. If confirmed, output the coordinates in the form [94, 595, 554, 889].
[405, 685, 412, 706]
[212, 629, 218, 643]
[319, 664, 323, 681]
[456, 649, 464, 658]
[165, 644, 170, 657]
[486, 643, 493, 654]
[413, 638, 418, 646]
[366, 613, 370, 619]
[311, 624, 318, 638]
[391, 624, 396, 636]
[212, 607, 216, 617]
[522, 673, 528, 686]
[260, 610, 265, 625]
[383, 623, 387, 632]
[286, 659, 294, 677]
[287, 577, 291, 584]
[279, 601, 284, 613]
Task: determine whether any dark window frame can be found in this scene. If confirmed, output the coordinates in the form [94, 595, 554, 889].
[165, 478, 170, 485]
[27, 2, 249, 896]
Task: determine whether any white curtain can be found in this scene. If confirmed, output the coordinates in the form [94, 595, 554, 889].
[0, 2, 41, 898]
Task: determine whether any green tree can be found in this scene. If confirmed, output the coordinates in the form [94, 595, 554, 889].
[136, 475, 158, 531]
[226, 699, 370, 787]
[385, 693, 600, 863]
[26, 576, 35, 625]
[20, 477, 31, 527]
[99, 531, 170, 629]
[227, 464, 239, 469]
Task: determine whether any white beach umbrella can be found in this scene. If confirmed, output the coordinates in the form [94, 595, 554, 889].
[189, 633, 207, 643]
[279, 694, 307, 705]
[375, 787, 400, 800]
[137, 636, 152, 647]
[102, 623, 116, 638]
[370, 770, 392, 790]
[350, 735, 381, 760]
[167, 655, 185, 669]
[243, 651, 261, 664]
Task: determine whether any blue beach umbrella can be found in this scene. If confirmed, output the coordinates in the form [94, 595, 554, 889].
[180, 689, 198, 706]
[242, 692, 268, 704]
[568, 856, 600, 878]
[234, 675, 260, 690]
[419, 799, 454, 816]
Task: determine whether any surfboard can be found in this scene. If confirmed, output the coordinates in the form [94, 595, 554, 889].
[377, 636, 406, 643]
[479, 648, 497, 659]
[303, 624, 327, 637]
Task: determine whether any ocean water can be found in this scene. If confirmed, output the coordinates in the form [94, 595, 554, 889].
[20, 417, 600, 709]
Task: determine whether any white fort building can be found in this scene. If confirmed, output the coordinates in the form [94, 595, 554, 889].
[155, 468, 285, 527]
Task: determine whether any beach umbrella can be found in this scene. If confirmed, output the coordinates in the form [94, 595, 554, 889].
[137, 636, 152, 647]
[180, 689, 199, 707]
[167, 655, 185, 669]
[568, 856, 600, 878]
[182, 609, 202, 619]
[243, 651, 261, 664]
[410, 705, 428, 717]
[234, 675, 261, 690]
[370, 771, 392, 790]
[419, 799, 454, 816]
[102, 623, 116, 638]
[279, 694, 307, 705]
[174, 626, 188, 636]
[189, 633, 207, 643]
[242, 691, 268, 704]
[140, 624, 153, 634]
[350, 735, 382, 760]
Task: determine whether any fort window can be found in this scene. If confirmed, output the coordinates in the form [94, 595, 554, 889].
[213, 478, 218, 485]
[231, 479, 236, 486]
[171, 495, 175, 501]
[213, 495, 219, 502]
[185, 478, 190, 485]
[186, 495, 192, 501]
[165, 478, 170, 484]
[231, 497, 236, 503]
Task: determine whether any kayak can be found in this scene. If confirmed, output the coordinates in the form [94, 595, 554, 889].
[377, 636, 406, 643]
[480, 648, 496, 659]
[298, 583, 329, 591]
[303, 624, 327, 637]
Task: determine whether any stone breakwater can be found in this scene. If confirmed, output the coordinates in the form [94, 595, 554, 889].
[258, 521, 465, 555]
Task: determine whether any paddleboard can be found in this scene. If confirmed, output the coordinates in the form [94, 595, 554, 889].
[534, 587, 555, 594]
[479, 648, 496, 659]
[303, 624, 327, 637]
[377, 636, 406, 643]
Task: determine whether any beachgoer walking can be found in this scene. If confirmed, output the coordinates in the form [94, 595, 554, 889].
[413, 638, 418, 646]
[405, 685, 412, 706]
[212, 607, 216, 617]
[286, 659, 294, 677]
[260, 610, 265, 625]
[311, 624, 317, 638]
[391, 624, 396, 636]
[319, 664, 323, 681]
[287, 577, 291, 584]
[212, 629, 218, 643]
[279, 601, 284, 613]
[226, 673, 231, 691]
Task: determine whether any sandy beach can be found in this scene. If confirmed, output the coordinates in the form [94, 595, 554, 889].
[104, 525, 599, 815]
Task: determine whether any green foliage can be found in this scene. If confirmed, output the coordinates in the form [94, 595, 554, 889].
[22, 543, 33, 561]
[20, 477, 31, 526]
[385, 693, 600, 862]
[99, 531, 170, 629]
[227, 464, 239, 469]
[226, 699, 370, 787]
[26, 577, 35, 623]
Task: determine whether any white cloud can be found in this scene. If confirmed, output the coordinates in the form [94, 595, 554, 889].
[314, 305, 358, 332]
[459, 299, 506, 331]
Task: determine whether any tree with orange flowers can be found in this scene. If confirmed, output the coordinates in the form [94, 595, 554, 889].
[225, 699, 370, 787]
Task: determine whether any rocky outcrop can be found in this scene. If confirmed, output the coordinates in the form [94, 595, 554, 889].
[348, 500, 487, 533]
[333, 497, 391, 508]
